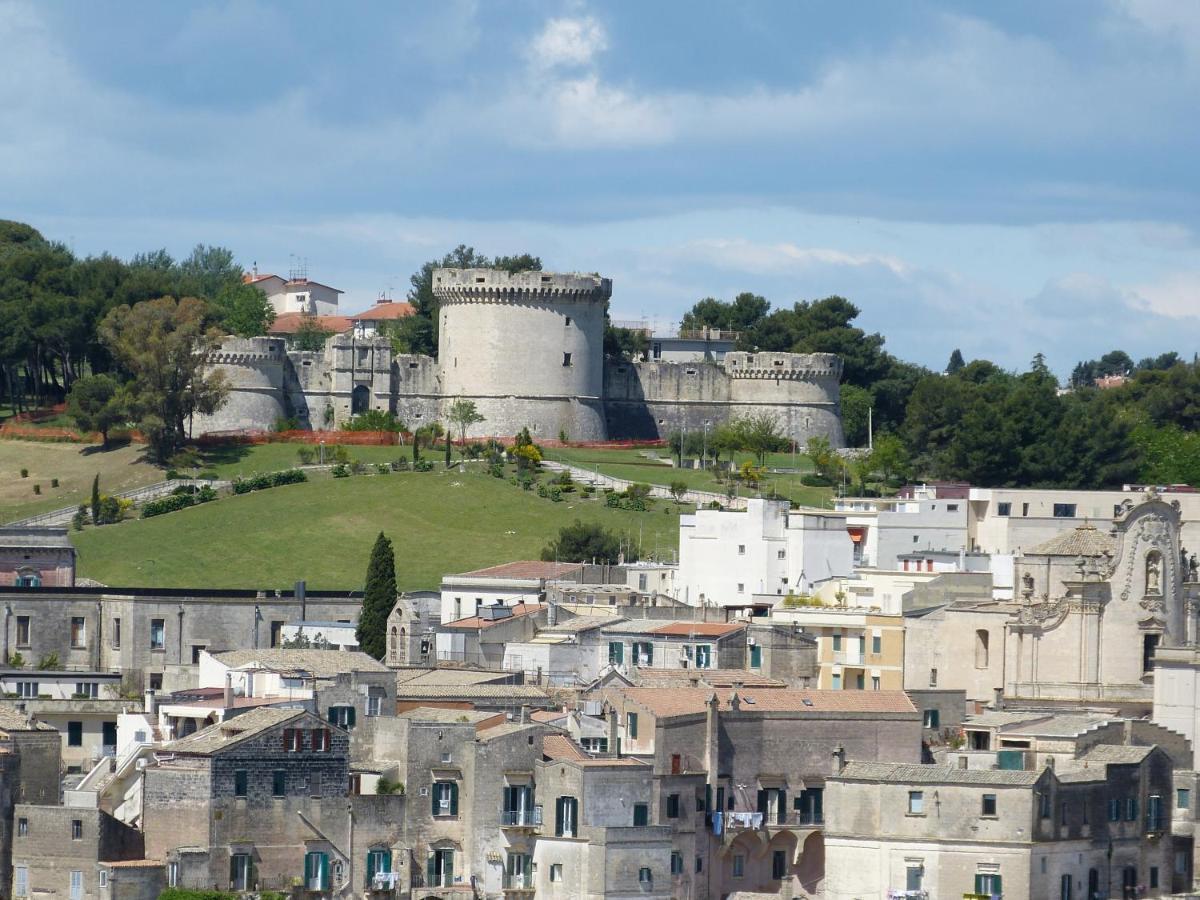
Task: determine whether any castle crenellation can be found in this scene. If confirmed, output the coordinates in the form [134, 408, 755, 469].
[193, 268, 845, 446]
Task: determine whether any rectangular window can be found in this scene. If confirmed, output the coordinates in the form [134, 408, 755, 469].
[432, 781, 459, 817]
[695, 644, 712, 668]
[736, 583, 744, 593]
[1040, 792, 1053, 819]
[750, 644, 762, 668]
[1109, 798, 1121, 821]
[772, 849, 787, 880]
[549, 863, 562, 883]
[732, 854, 744, 877]
[555, 795, 578, 837]
[17, 817, 27, 837]
[695, 857, 703, 873]
[69, 871, 82, 900]
[633, 641, 653, 667]
[608, 641, 624, 666]
[626, 712, 639, 740]
[71, 819, 82, 840]
[633, 803, 649, 826]
[1151, 866, 1159, 889]
[975, 874, 1002, 895]
[1126, 797, 1138, 822]
[99, 872, 107, 889]
[997, 502, 1011, 516]
[871, 675, 880, 690]
[328, 706, 356, 729]
[872, 634, 882, 654]
[738, 544, 746, 555]
[16, 616, 29, 647]
[111, 618, 121, 649]
[832, 633, 842, 651]
[923, 709, 940, 729]
[671, 853, 684, 875]
[1178, 788, 1191, 809]
[282, 728, 303, 752]
[311, 728, 331, 752]
[982, 793, 997, 817]
[796, 787, 824, 825]
[70, 617, 86, 648]
[273, 770, 286, 797]
[929, 668, 938, 687]
[67, 721, 83, 747]
[366, 695, 382, 716]
[1053, 503, 1077, 518]
[75, 682, 98, 699]
[638, 867, 652, 885]
[14, 867, 27, 898]
[831, 673, 841, 690]
[908, 791, 924, 815]
[666, 793, 680, 819]
[16, 682, 35, 699]
[234, 770, 247, 796]
[150, 619, 165, 651]
[562, 352, 572, 367]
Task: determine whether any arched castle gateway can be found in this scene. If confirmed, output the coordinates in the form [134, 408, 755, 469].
[192, 268, 845, 447]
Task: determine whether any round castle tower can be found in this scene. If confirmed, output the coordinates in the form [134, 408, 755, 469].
[724, 351, 845, 447]
[433, 268, 612, 441]
[190, 337, 288, 435]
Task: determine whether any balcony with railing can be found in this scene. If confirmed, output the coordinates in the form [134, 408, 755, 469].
[794, 811, 824, 826]
[501, 806, 543, 829]
[502, 873, 534, 893]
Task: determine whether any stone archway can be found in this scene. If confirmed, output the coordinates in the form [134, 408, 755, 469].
[351, 384, 370, 414]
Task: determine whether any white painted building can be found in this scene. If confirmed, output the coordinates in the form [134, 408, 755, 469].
[244, 272, 343, 316]
[678, 498, 853, 609]
[835, 487, 969, 570]
[438, 560, 585, 623]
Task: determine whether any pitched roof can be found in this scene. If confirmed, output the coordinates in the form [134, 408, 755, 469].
[395, 669, 515, 687]
[351, 300, 415, 321]
[542, 734, 646, 767]
[0, 707, 56, 732]
[1005, 714, 1117, 737]
[837, 761, 1044, 786]
[162, 707, 306, 755]
[441, 603, 543, 630]
[539, 615, 627, 634]
[450, 561, 585, 580]
[395, 684, 551, 700]
[631, 669, 786, 689]
[0, 527, 73, 549]
[1078, 744, 1156, 764]
[396, 707, 499, 725]
[1025, 523, 1116, 558]
[210, 649, 389, 677]
[620, 688, 916, 718]
[649, 621, 746, 638]
[266, 313, 353, 335]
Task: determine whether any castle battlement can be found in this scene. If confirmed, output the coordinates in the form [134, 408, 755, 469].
[723, 351, 843, 380]
[432, 268, 612, 305]
[207, 351, 283, 366]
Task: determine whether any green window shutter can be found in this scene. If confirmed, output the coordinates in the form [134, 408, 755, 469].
[426, 854, 436, 887]
[445, 851, 453, 885]
[628, 713, 638, 739]
[750, 645, 762, 668]
[757, 790, 768, 816]
[347, 706, 356, 728]
[382, 850, 392, 874]
[449, 782, 459, 816]
[230, 855, 238, 888]
[975, 874, 985, 894]
[555, 797, 563, 835]
[609, 641, 623, 665]
[778, 790, 787, 824]
[367, 852, 376, 881]
[321, 853, 330, 890]
[994, 875, 1002, 893]
[431, 785, 439, 816]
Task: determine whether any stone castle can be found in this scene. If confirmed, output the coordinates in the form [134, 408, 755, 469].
[193, 268, 845, 445]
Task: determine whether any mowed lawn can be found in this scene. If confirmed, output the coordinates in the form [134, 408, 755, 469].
[0, 440, 162, 522]
[544, 446, 834, 508]
[71, 467, 686, 591]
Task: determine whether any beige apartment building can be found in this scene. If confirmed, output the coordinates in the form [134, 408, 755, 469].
[771, 607, 905, 691]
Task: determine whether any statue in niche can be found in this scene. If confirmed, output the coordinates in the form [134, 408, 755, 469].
[1147, 551, 1162, 596]
[1190, 554, 1199, 582]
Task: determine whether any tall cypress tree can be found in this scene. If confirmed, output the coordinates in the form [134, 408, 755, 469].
[90, 474, 101, 525]
[357, 532, 396, 660]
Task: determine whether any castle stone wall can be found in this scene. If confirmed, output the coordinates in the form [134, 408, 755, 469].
[434, 268, 611, 440]
[191, 338, 288, 435]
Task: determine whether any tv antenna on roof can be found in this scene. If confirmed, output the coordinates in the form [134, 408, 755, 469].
[288, 254, 308, 281]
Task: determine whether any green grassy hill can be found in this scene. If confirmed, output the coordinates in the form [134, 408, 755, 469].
[71, 466, 685, 591]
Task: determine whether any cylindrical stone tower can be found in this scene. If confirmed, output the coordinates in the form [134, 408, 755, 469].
[433, 268, 612, 441]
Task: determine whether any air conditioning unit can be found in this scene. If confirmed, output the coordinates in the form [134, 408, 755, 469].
[747, 637, 756, 646]
[135, 759, 147, 770]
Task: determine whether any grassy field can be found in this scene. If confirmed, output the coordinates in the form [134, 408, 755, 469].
[544, 446, 834, 508]
[0, 440, 163, 522]
[71, 465, 686, 591]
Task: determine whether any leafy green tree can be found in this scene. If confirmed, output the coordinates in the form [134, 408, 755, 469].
[342, 410, 404, 432]
[839, 384, 872, 447]
[681, 292, 770, 337]
[731, 412, 787, 466]
[604, 322, 650, 359]
[805, 435, 838, 481]
[98, 296, 229, 462]
[946, 349, 965, 374]
[541, 520, 636, 564]
[291, 314, 332, 351]
[447, 397, 485, 443]
[492, 254, 542, 274]
[869, 432, 909, 486]
[67, 374, 127, 446]
[177, 244, 241, 299]
[212, 282, 275, 337]
[669, 480, 688, 502]
[356, 532, 396, 659]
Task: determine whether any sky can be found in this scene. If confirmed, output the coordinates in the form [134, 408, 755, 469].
[4, 0, 1200, 376]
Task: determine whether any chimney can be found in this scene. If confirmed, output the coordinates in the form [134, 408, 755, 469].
[992, 687, 1004, 710]
[547, 603, 559, 627]
[704, 693, 720, 795]
[295, 580, 307, 621]
[144, 689, 157, 715]
[519, 706, 528, 724]
[224, 673, 234, 708]
[607, 707, 619, 758]
[832, 745, 846, 775]
[729, 692, 741, 712]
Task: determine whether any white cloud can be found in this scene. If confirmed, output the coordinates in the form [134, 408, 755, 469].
[1133, 271, 1200, 319]
[528, 15, 607, 69]
[669, 238, 912, 278]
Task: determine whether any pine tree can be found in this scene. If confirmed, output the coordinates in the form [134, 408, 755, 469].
[90, 475, 101, 525]
[946, 348, 965, 375]
[357, 532, 396, 660]
[444, 429, 452, 468]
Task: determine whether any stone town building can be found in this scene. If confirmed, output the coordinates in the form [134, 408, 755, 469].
[193, 269, 845, 447]
[0, 709, 61, 900]
[0, 584, 364, 693]
[904, 494, 1200, 707]
[824, 744, 1181, 899]
[596, 687, 923, 898]
[0, 528, 75, 588]
[142, 706, 402, 895]
[11, 806, 146, 900]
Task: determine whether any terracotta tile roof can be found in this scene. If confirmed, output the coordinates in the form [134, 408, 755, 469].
[394, 669, 515, 686]
[441, 602, 543, 630]
[530, 709, 567, 723]
[649, 621, 746, 638]
[619, 688, 917, 718]
[351, 301, 416, 321]
[631, 668, 785, 689]
[542, 734, 646, 766]
[284, 278, 343, 294]
[103, 860, 164, 869]
[243, 273, 280, 284]
[267, 313, 353, 335]
[395, 684, 551, 700]
[452, 561, 585, 580]
[1025, 523, 1116, 558]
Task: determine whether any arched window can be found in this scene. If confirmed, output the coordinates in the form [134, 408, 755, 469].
[351, 384, 370, 415]
[975, 630, 990, 669]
